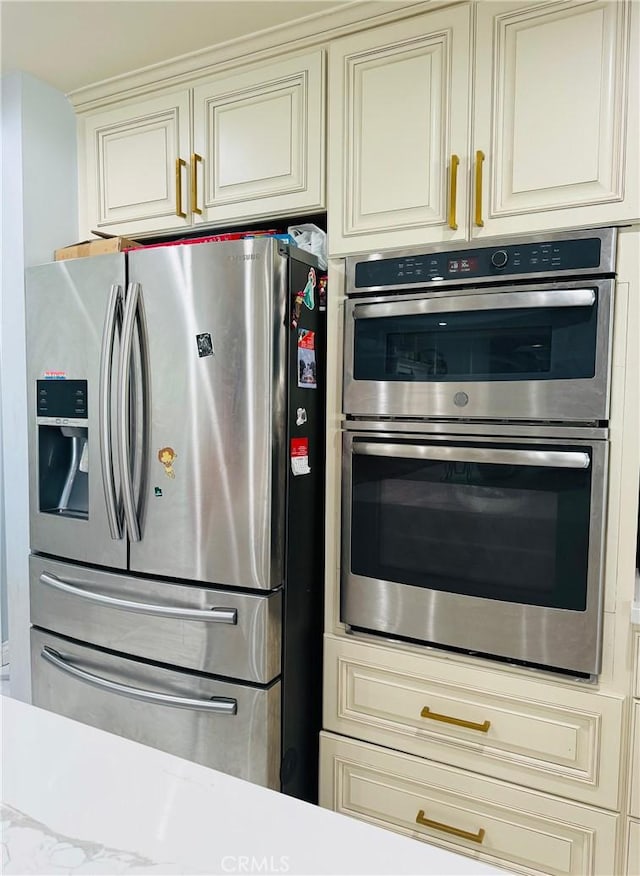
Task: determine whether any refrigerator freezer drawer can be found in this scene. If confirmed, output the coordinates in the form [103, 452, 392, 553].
[31, 628, 281, 790]
[30, 556, 282, 684]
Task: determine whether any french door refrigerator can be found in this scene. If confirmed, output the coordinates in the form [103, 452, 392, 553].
[26, 238, 325, 801]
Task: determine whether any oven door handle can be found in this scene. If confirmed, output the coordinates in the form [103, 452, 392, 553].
[354, 443, 591, 469]
[353, 288, 596, 320]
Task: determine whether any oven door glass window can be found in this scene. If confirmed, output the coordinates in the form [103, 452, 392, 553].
[353, 299, 598, 382]
[350, 444, 592, 610]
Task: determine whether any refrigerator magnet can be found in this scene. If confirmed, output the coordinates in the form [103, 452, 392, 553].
[196, 332, 214, 358]
[291, 290, 304, 329]
[290, 438, 311, 476]
[158, 446, 177, 479]
[318, 275, 327, 311]
[296, 407, 308, 426]
[297, 330, 317, 389]
[302, 267, 316, 310]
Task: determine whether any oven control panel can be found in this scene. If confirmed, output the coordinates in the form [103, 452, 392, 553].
[352, 236, 604, 290]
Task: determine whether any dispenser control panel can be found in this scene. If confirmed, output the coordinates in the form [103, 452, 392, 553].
[37, 380, 88, 420]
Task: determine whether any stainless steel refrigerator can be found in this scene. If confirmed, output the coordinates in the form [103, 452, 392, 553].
[26, 238, 325, 801]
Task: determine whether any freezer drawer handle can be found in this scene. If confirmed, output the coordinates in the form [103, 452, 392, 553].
[41, 646, 238, 714]
[39, 572, 238, 624]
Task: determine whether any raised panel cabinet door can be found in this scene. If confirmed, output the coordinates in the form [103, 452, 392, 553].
[319, 732, 619, 876]
[327, 4, 472, 256]
[472, 0, 639, 237]
[191, 50, 324, 224]
[80, 89, 192, 237]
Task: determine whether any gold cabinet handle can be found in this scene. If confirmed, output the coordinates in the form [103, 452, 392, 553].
[191, 153, 202, 215]
[175, 158, 187, 218]
[416, 809, 486, 844]
[474, 149, 485, 227]
[421, 706, 491, 733]
[448, 154, 460, 230]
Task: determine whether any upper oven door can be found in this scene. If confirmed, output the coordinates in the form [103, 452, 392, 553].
[344, 279, 613, 422]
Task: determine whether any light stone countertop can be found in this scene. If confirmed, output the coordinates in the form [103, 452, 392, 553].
[1, 695, 512, 876]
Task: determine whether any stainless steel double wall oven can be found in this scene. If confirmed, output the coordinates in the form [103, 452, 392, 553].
[341, 228, 617, 677]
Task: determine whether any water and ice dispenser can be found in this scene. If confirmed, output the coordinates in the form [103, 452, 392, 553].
[37, 380, 89, 519]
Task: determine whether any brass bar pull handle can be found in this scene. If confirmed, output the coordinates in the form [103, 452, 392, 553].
[421, 706, 491, 733]
[448, 154, 460, 230]
[175, 158, 187, 218]
[191, 153, 202, 215]
[474, 149, 485, 227]
[416, 810, 486, 844]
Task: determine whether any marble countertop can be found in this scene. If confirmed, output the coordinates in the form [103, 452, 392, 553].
[1, 695, 511, 875]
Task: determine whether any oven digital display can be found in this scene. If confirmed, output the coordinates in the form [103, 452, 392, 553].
[448, 256, 479, 274]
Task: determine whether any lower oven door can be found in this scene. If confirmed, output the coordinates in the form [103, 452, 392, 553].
[341, 430, 607, 675]
[31, 628, 281, 789]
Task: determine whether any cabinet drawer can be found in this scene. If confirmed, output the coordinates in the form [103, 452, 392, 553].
[324, 635, 624, 808]
[320, 732, 618, 876]
[631, 703, 640, 819]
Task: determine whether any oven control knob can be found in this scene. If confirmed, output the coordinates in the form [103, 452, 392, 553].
[491, 250, 509, 269]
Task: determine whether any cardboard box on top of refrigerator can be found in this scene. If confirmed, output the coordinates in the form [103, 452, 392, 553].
[54, 231, 142, 261]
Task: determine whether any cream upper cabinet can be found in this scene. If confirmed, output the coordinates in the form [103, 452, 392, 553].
[78, 50, 325, 238]
[328, 0, 638, 255]
[79, 89, 192, 237]
[473, 0, 639, 238]
[327, 4, 472, 256]
[192, 51, 324, 225]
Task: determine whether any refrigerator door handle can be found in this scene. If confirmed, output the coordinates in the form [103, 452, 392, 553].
[41, 646, 238, 714]
[118, 283, 142, 542]
[39, 571, 238, 624]
[100, 283, 124, 540]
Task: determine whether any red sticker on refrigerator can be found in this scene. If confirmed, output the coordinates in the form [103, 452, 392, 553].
[290, 438, 311, 476]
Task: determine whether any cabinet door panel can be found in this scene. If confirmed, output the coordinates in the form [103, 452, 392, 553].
[628, 819, 640, 876]
[81, 90, 192, 237]
[631, 702, 640, 819]
[328, 5, 471, 255]
[192, 51, 324, 223]
[473, 0, 639, 236]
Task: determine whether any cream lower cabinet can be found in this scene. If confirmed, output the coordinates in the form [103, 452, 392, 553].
[627, 635, 640, 874]
[320, 733, 618, 876]
[628, 819, 640, 875]
[321, 634, 625, 874]
[328, 0, 639, 255]
[79, 50, 324, 239]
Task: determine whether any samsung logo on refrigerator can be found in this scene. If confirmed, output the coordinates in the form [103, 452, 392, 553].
[228, 254, 261, 261]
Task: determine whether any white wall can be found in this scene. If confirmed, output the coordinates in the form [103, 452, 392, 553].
[0, 71, 77, 700]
